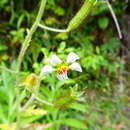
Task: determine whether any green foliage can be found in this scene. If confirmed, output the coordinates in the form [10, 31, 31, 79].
[0, 0, 129, 129]
[98, 16, 109, 29]
[0, 0, 8, 8]
[0, 65, 16, 123]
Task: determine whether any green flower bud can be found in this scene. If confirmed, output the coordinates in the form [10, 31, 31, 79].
[67, 0, 97, 31]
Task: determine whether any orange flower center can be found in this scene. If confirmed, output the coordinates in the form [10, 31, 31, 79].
[57, 66, 69, 75]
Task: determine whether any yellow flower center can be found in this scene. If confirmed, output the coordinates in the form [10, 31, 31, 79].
[57, 65, 69, 75]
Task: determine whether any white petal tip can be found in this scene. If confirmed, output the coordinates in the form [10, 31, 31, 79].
[69, 62, 82, 72]
[50, 55, 62, 66]
[66, 52, 79, 63]
[40, 65, 54, 76]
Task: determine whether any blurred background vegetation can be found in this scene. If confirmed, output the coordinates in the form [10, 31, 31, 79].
[0, 0, 130, 129]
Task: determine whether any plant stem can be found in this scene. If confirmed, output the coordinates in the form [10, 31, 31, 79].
[20, 94, 35, 112]
[15, 0, 47, 129]
[106, 0, 122, 39]
[38, 23, 68, 32]
[20, 76, 41, 112]
[20, 75, 53, 112]
[20, 93, 53, 112]
[34, 96, 53, 106]
[0, 66, 17, 73]
[17, 0, 47, 72]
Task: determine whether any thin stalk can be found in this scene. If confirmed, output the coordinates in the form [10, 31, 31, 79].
[20, 76, 41, 112]
[15, 0, 47, 129]
[106, 0, 122, 39]
[34, 96, 53, 106]
[38, 23, 67, 32]
[20, 93, 53, 112]
[20, 74, 53, 112]
[20, 94, 35, 112]
[0, 66, 17, 73]
[16, 88, 21, 130]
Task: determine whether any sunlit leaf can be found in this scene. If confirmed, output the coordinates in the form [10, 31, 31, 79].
[59, 118, 87, 129]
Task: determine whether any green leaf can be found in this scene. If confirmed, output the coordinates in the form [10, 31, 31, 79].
[98, 17, 109, 30]
[21, 106, 47, 124]
[54, 90, 75, 109]
[92, 4, 108, 16]
[0, 43, 8, 51]
[60, 118, 87, 129]
[53, 6, 65, 16]
[21, 115, 43, 125]
[17, 14, 25, 29]
[45, 17, 57, 25]
[57, 41, 66, 53]
[55, 33, 68, 40]
[69, 103, 87, 112]
[29, 43, 42, 62]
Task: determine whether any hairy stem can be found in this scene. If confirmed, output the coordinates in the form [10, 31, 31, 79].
[20, 76, 41, 112]
[15, 0, 47, 129]
[20, 75, 53, 112]
[17, 0, 47, 72]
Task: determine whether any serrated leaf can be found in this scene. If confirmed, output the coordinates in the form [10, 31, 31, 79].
[54, 90, 76, 109]
[21, 106, 47, 124]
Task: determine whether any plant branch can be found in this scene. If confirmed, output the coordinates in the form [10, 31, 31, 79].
[38, 23, 67, 32]
[17, 0, 47, 72]
[0, 66, 17, 73]
[20, 74, 53, 112]
[15, 0, 47, 129]
[35, 96, 53, 106]
[20, 93, 53, 112]
[20, 77, 40, 113]
[20, 94, 35, 112]
[106, 0, 122, 39]
[20, 75, 41, 112]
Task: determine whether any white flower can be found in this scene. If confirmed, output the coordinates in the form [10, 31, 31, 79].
[40, 65, 54, 76]
[41, 52, 82, 80]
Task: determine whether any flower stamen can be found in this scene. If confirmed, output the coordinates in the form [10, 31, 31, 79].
[57, 65, 69, 80]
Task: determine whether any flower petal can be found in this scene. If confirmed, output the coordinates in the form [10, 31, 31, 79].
[66, 52, 79, 63]
[57, 74, 64, 81]
[69, 62, 82, 72]
[40, 65, 54, 76]
[57, 72, 68, 81]
[50, 55, 62, 66]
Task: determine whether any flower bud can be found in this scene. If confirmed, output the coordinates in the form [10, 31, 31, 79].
[23, 73, 38, 88]
[67, 0, 97, 31]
